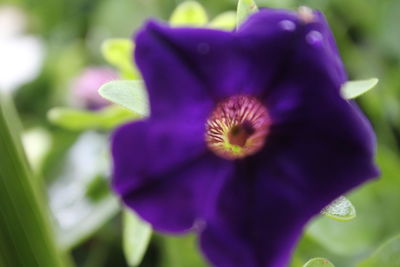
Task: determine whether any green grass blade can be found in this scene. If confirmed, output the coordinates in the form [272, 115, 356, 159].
[0, 94, 69, 267]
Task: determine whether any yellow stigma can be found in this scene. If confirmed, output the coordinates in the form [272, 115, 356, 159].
[205, 95, 271, 160]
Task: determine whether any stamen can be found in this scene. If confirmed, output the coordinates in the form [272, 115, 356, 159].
[205, 95, 271, 160]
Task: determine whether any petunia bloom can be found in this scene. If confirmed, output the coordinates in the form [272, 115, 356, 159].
[111, 7, 379, 267]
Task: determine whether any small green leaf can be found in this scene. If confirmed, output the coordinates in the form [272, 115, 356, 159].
[321, 196, 356, 221]
[170, 1, 208, 27]
[48, 105, 137, 131]
[237, 0, 259, 27]
[341, 78, 379, 99]
[101, 39, 138, 79]
[209, 11, 236, 30]
[98, 80, 149, 116]
[358, 234, 400, 267]
[123, 210, 152, 267]
[304, 258, 335, 267]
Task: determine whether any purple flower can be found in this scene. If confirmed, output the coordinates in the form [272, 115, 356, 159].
[111, 8, 379, 267]
[71, 67, 116, 110]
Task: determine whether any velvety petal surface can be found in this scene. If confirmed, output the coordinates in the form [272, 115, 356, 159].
[237, 9, 347, 88]
[121, 153, 232, 233]
[112, 116, 206, 194]
[200, 104, 378, 267]
[135, 21, 216, 118]
[199, 9, 378, 267]
[201, 98, 378, 266]
[200, 167, 308, 267]
[112, 110, 235, 232]
[134, 12, 306, 107]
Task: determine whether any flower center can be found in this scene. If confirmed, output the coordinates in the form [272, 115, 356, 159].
[205, 95, 271, 160]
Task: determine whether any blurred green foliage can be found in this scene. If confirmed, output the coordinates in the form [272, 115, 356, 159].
[2, 0, 400, 266]
[0, 96, 68, 267]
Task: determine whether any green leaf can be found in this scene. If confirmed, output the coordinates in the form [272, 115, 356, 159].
[341, 78, 379, 99]
[51, 132, 120, 250]
[291, 256, 305, 267]
[0, 94, 69, 267]
[170, 1, 208, 26]
[237, 0, 259, 27]
[160, 234, 208, 267]
[123, 210, 152, 267]
[321, 196, 356, 221]
[48, 105, 138, 131]
[358, 234, 400, 267]
[101, 38, 138, 79]
[304, 258, 335, 267]
[209, 11, 237, 30]
[98, 80, 149, 116]
[306, 215, 374, 256]
[259, 0, 295, 8]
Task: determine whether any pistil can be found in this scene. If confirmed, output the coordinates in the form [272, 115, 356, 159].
[205, 95, 271, 160]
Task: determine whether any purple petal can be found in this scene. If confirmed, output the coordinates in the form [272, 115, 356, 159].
[135, 14, 301, 104]
[262, 72, 378, 206]
[261, 11, 379, 190]
[134, 8, 348, 118]
[260, 96, 379, 210]
[200, 134, 309, 267]
[200, 169, 308, 267]
[238, 9, 299, 34]
[112, 115, 233, 232]
[135, 21, 221, 117]
[201, 110, 378, 266]
[199, 13, 378, 265]
[112, 114, 206, 197]
[238, 9, 347, 88]
[120, 152, 232, 233]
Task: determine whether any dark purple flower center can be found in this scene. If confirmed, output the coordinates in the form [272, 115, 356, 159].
[205, 95, 271, 160]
